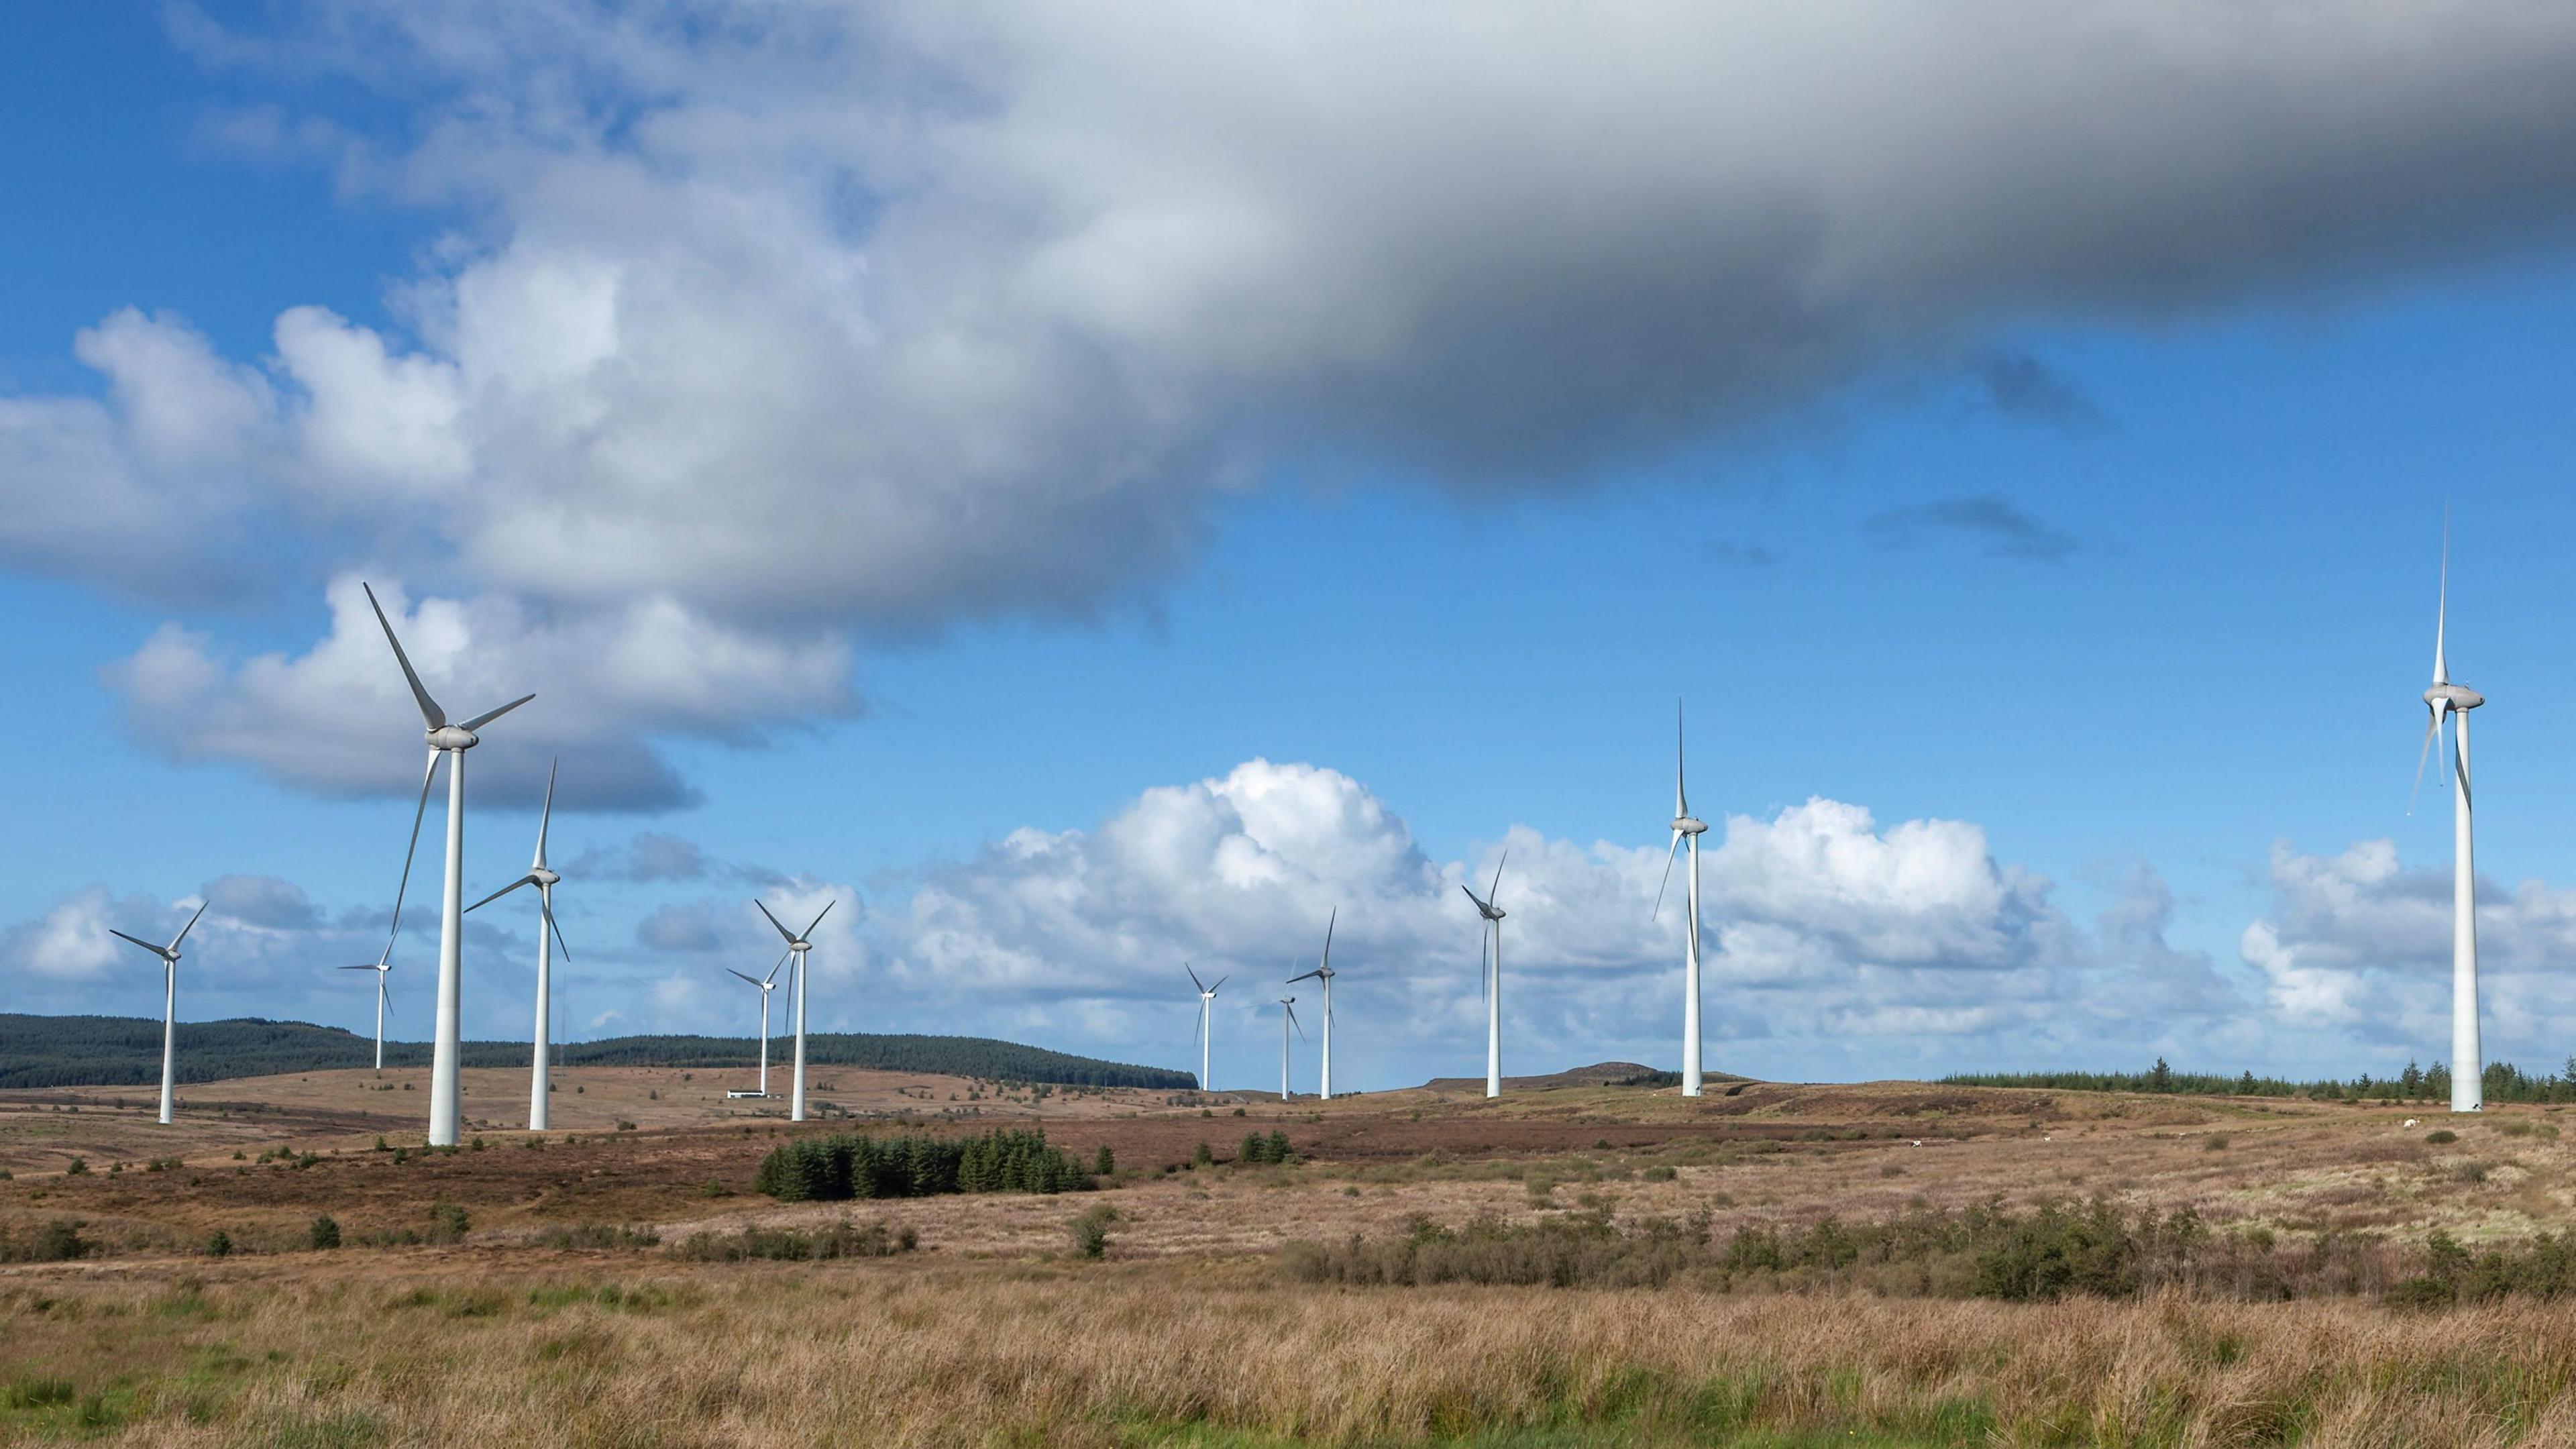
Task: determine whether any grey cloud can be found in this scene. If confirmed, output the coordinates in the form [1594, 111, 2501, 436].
[1973, 352, 2106, 431]
[204, 874, 321, 930]
[1864, 495, 2079, 561]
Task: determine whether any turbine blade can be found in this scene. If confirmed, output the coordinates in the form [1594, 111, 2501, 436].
[1321, 907, 1336, 971]
[1460, 883, 1487, 914]
[543, 896, 572, 964]
[2433, 504, 2451, 685]
[459, 694, 534, 733]
[1211, 975, 1227, 991]
[533, 757, 557, 869]
[109, 928, 168, 959]
[338, 963, 379, 971]
[801, 900, 835, 938]
[1291, 1006, 1305, 1041]
[1489, 850, 1507, 907]
[1287, 969, 1321, 984]
[464, 875, 535, 914]
[753, 898, 798, 945]
[727, 968, 763, 987]
[386, 749, 443, 947]
[1652, 828, 1682, 919]
[167, 898, 211, 952]
[362, 582, 446, 729]
[1676, 697, 1688, 817]
[1187, 963, 1206, 994]
[763, 950, 787, 987]
[2407, 703, 2441, 816]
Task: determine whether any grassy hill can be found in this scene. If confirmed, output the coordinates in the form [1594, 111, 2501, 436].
[0, 1014, 1195, 1091]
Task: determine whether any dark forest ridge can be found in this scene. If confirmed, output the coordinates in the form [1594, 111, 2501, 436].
[0, 1014, 1195, 1091]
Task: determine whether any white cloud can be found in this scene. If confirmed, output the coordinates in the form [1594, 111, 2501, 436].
[2239, 839, 2576, 1063]
[109, 576, 857, 809]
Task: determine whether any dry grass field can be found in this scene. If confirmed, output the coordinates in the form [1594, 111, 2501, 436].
[4, 1067, 2573, 1445]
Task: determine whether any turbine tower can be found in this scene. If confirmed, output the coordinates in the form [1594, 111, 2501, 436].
[337, 939, 395, 1072]
[1186, 965, 1227, 1091]
[1287, 909, 1339, 1099]
[1462, 853, 1507, 1098]
[754, 898, 834, 1121]
[465, 759, 573, 1131]
[2410, 528, 2486, 1113]
[1277, 996, 1303, 1101]
[726, 959, 786, 1098]
[1654, 702, 1711, 1097]
[364, 582, 533, 1147]
[109, 900, 208, 1125]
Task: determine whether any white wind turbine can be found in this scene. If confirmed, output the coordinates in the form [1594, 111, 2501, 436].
[1286, 909, 1339, 1100]
[337, 938, 396, 1072]
[2410, 525, 2487, 1114]
[109, 900, 209, 1125]
[1461, 853, 1507, 1098]
[1276, 995, 1304, 1101]
[1186, 965, 1227, 1092]
[364, 583, 533, 1147]
[1654, 701, 1711, 1097]
[725, 959, 786, 1098]
[754, 898, 835, 1121]
[464, 758, 572, 1131]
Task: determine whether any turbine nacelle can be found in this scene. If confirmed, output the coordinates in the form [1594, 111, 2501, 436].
[1672, 815, 1707, 836]
[427, 724, 480, 751]
[530, 867, 561, 888]
[2426, 684, 2484, 711]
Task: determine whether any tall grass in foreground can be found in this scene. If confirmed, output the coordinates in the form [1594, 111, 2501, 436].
[9, 1260, 2576, 1445]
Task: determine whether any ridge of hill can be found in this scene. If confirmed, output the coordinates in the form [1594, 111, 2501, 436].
[1419, 1061, 1750, 1091]
[0, 1014, 1196, 1091]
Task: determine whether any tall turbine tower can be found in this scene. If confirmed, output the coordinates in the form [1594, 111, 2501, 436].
[465, 759, 573, 1131]
[1277, 996, 1303, 1101]
[109, 900, 208, 1124]
[337, 940, 395, 1072]
[1654, 702, 1711, 1096]
[1186, 965, 1227, 1091]
[1287, 910, 1339, 1099]
[726, 960, 786, 1097]
[754, 899, 834, 1121]
[2411, 531, 2486, 1113]
[1462, 854, 1507, 1098]
[364, 583, 533, 1146]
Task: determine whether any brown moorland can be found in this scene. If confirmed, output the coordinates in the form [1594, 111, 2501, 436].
[3, 1067, 2571, 1444]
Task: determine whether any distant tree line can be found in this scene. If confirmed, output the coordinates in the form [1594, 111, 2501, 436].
[0, 1015, 1193, 1091]
[1942, 1057, 2576, 1104]
[754, 1126, 1095, 1200]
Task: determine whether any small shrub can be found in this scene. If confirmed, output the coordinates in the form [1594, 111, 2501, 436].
[1193, 1142, 1215, 1167]
[616, 1120, 637, 1132]
[309, 1215, 341, 1250]
[1093, 1145, 1116, 1175]
[2203, 1134, 2231, 1151]
[0, 1219, 94, 1263]
[427, 1203, 471, 1245]
[669, 1220, 914, 1261]
[64, 1157, 88, 1176]
[1642, 1165, 1678, 1182]
[535, 1224, 661, 1250]
[1070, 1204, 1119, 1260]
[2427, 1129, 2459, 1144]
[204, 1230, 233, 1258]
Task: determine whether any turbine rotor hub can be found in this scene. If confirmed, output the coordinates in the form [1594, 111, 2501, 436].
[427, 725, 480, 750]
[531, 868, 560, 887]
[2426, 684, 2485, 710]
[1674, 816, 1707, 835]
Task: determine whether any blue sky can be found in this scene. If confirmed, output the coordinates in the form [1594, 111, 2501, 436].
[11, 4, 2576, 1093]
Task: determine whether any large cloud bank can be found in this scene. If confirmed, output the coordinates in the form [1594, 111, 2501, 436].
[9, 4, 2576, 799]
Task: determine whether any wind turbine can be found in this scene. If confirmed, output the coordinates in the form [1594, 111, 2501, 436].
[1654, 701, 1711, 1097]
[1277, 995, 1303, 1101]
[364, 582, 533, 1147]
[464, 758, 572, 1131]
[726, 959, 786, 1098]
[754, 898, 834, 1121]
[1286, 909, 1339, 1100]
[1186, 965, 1227, 1092]
[2410, 525, 2487, 1113]
[109, 900, 208, 1125]
[337, 938, 395, 1072]
[1462, 853, 1507, 1098]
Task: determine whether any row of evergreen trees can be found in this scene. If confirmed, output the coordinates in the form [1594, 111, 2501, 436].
[1944, 1057, 2576, 1104]
[0, 1015, 1192, 1091]
[753, 1127, 1095, 1201]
